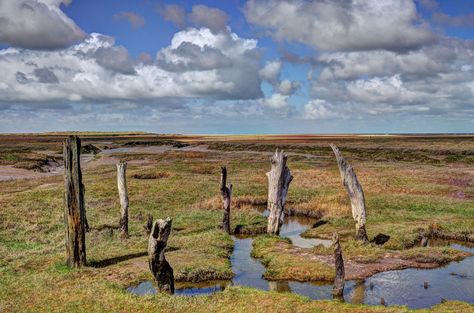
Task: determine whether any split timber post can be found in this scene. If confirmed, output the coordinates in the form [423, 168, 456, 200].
[266, 149, 293, 235]
[332, 232, 345, 299]
[116, 161, 129, 237]
[330, 144, 369, 242]
[148, 218, 174, 294]
[220, 167, 232, 234]
[63, 135, 87, 268]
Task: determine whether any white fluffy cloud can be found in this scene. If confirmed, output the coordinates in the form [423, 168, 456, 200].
[259, 60, 281, 84]
[260, 93, 289, 109]
[307, 37, 474, 119]
[259, 60, 299, 107]
[278, 80, 300, 96]
[0, 0, 85, 49]
[304, 99, 339, 120]
[244, 0, 435, 52]
[0, 28, 263, 103]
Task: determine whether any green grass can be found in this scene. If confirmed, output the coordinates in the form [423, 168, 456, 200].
[0, 134, 473, 312]
[252, 235, 335, 281]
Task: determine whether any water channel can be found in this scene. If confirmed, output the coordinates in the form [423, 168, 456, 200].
[128, 210, 474, 309]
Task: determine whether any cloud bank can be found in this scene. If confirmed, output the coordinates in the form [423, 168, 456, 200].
[0, 28, 262, 103]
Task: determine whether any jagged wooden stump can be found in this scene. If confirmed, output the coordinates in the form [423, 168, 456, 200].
[330, 144, 368, 242]
[332, 232, 345, 298]
[148, 218, 174, 294]
[116, 161, 129, 237]
[266, 149, 293, 234]
[220, 167, 232, 234]
[63, 135, 87, 267]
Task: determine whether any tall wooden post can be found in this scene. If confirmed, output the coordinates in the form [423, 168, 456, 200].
[266, 149, 293, 234]
[148, 218, 174, 294]
[220, 167, 232, 234]
[116, 161, 129, 237]
[63, 135, 87, 267]
[332, 232, 345, 298]
[330, 144, 369, 242]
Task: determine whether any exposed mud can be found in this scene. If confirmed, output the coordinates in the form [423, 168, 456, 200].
[271, 241, 464, 281]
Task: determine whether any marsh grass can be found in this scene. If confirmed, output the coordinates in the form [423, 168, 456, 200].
[0, 134, 473, 312]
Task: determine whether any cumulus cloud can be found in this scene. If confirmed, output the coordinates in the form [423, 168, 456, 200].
[278, 80, 300, 96]
[260, 93, 289, 109]
[113, 11, 145, 29]
[0, 28, 262, 103]
[0, 0, 85, 49]
[157, 4, 229, 33]
[189, 5, 229, 33]
[156, 4, 186, 29]
[259, 61, 281, 85]
[304, 99, 339, 120]
[244, 0, 436, 52]
[258, 60, 300, 110]
[308, 37, 474, 119]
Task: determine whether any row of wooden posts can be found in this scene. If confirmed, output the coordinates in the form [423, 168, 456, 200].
[63, 136, 368, 297]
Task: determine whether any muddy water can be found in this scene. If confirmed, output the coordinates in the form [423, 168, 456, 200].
[127, 213, 474, 308]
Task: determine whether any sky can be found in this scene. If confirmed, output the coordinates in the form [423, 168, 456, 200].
[0, 0, 473, 134]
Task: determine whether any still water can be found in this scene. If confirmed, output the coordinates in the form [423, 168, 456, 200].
[128, 212, 474, 308]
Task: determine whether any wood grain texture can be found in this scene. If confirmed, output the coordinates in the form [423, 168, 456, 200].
[331, 144, 368, 242]
[266, 149, 293, 235]
[332, 232, 345, 298]
[148, 218, 174, 294]
[63, 135, 87, 267]
[220, 167, 232, 234]
[116, 161, 129, 237]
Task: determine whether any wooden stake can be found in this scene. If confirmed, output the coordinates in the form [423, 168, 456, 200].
[266, 149, 293, 235]
[332, 232, 345, 298]
[330, 144, 368, 242]
[63, 135, 87, 267]
[116, 161, 129, 237]
[145, 214, 153, 235]
[148, 218, 174, 294]
[220, 167, 232, 234]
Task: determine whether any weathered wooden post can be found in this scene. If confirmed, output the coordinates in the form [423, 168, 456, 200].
[330, 144, 368, 242]
[63, 135, 87, 267]
[145, 214, 153, 235]
[266, 149, 293, 234]
[332, 232, 345, 299]
[220, 167, 232, 234]
[148, 218, 174, 294]
[116, 161, 129, 238]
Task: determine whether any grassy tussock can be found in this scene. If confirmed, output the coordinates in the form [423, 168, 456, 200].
[252, 236, 335, 281]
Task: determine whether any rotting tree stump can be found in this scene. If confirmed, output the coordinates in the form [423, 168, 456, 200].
[116, 161, 129, 238]
[148, 218, 174, 294]
[220, 167, 232, 234]
[266, 149, 293, 235]
[330, 144, 369, 242]
[144, 214, 153, 235]
[63, 135, 87, 268]
[332, 232, 345, 299]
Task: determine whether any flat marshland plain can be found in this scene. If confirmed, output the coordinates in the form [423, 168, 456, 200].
[0, 133, 473, 312]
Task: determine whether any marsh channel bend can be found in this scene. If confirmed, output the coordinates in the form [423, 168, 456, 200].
[128, 210, 474, 309]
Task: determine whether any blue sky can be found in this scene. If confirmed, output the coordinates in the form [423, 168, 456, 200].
[0, 0, 473, 134]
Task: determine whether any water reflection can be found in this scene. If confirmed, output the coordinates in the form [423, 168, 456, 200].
[128, 209, 474, 308]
